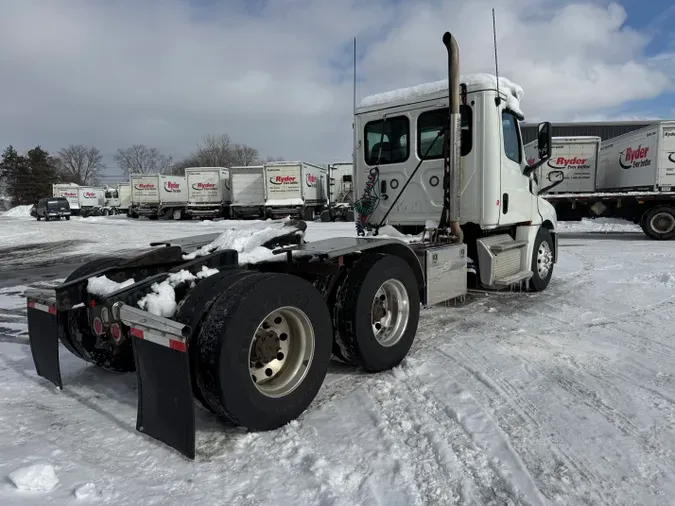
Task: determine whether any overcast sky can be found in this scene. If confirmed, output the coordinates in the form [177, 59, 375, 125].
[1, 0, 674, 179]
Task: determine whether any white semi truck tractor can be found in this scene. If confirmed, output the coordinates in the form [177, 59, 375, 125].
[25, 31, 557, 459]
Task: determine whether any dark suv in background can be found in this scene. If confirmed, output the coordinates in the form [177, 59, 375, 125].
[32, 197, 71, 221]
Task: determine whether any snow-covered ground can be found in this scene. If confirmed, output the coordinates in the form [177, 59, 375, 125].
[0, 213, 673, 505]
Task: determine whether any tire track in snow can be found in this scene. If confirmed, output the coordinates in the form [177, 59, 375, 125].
[398, 356, 549, 506]
[438, 343, 615, 506]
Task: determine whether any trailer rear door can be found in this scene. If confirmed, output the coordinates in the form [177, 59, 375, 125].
[657, 123, 675, 190]
[265, 164, 302, 204]
[131, 175, 160, 205]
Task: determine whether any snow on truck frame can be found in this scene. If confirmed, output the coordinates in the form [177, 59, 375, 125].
[24, 32, 558, 459]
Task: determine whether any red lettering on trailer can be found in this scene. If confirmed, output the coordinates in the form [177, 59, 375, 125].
[555, 156, 588, 165]
[191, 182, 216, 190]
[619, 144, 651, 169]
[306, 174, 317, 185]
[276, 176, 296, 183]
[165, 181, 181, 191]
[135, 183, 156, 190]
[84, 192, 96, 198]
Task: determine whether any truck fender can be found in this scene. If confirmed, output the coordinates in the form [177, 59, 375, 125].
[515, 225, 541, 271]
[364, 242, 425, 301]
[515, 223, 557, 270]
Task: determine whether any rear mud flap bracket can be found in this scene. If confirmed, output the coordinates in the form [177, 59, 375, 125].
[118, 303, 196, 460]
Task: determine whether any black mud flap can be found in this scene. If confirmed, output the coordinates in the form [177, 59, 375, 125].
[26, 295, 62, 389]
[122, 306, 196, 460]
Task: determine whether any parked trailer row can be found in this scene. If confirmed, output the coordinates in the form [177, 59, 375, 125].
[524, 121, 675, 239]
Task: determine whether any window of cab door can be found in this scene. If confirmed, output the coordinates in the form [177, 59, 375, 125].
[501, 110, 522, 163]
[363, 116, 410, 166]
[416, 104, 473, 160]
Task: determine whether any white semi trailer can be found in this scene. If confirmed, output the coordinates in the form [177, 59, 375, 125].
[25, 31, 558, 460]
[229, 165, 266, 219]
[542, 122, 675, 239]
[184, 167, 231, 219]
[129, 174, 188, 220]
[263, 161, 328, 220]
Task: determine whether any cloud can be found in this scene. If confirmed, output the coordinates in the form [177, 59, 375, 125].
[0, 0, 671, 170]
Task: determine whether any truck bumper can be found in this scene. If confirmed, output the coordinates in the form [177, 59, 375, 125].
[25, 289, 196, 459]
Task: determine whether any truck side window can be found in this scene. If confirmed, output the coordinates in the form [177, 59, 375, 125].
[364, 116, 410, 166]
[417, 105, 473, 160]
[502, 111, 522, 163]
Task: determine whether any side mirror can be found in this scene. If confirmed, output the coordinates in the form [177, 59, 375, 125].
[537, 121, 552, 161]
[523, 121, 552, 177]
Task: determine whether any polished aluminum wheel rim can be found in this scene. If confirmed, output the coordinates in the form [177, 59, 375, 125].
[537, 240, 553, 279]
[371, 279, 410, 347]
[249, 306, 314, 398]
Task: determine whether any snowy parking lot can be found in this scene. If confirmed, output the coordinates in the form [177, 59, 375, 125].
[0, 211, 674, 505]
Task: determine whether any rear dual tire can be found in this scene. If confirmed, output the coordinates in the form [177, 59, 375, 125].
[195, 272, 333, 429]
[332, 254, 420, 372]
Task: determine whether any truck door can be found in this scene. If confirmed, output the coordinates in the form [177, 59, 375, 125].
[499, 110, 534, 225]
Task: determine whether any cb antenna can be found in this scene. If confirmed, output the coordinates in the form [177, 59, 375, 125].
[492, 8, 502, 106]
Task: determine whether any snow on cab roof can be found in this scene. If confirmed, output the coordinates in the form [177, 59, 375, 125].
[358, 73, 524, 117]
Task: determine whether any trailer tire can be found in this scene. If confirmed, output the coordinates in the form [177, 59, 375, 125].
[60, 256, 135, 372]
[333, 253, 420, 372]
[173, 268, 259, 412]
[528, 227, 554, 292]
[196, 272, 333, 429]
[641, 206, 675, 240]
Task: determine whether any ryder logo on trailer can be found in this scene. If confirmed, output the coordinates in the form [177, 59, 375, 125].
[269, 175, 297, 185]
[547, 156, 590, 170]
[83, 192, 97, 198]
[619, 145, 651, 169]
[527, 157, 536, 165]
[305, 173, 317, 187]
[134, 183, 156, 190]
[191, 182, 216, 190]
[668, 152, 675, 164]
[164, 181, 181, 192]
[61, 192, 77, 198]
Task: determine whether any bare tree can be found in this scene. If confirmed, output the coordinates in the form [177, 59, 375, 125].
[264, 155, 285, 162]
[231, 144, 260, 166]
[56, 145, 105, 185]
[169, 154, 201, 176]
[195, 134, 234, 167]
[114, 144, 173, 176]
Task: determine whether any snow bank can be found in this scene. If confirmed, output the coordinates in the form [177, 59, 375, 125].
[137, 266, 219, 317]
[2, 205, 33, 218]
[73, 482, 97, 499]
[87, 276, 136, 296]
[8, 463, 59, 492]
[557, 218, 640, 234]
[359, 73, 524, 116]
[183, 220, 305, 265]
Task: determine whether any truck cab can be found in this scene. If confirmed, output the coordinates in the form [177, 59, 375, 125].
[355, 76, 556, 231]
[354, 74, 558, 289]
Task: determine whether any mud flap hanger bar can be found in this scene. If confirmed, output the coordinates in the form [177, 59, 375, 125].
[114, 302, 197, 460]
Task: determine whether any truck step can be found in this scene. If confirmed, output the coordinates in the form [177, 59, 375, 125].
[494, 270, 533, 286]
[489, 240, 528, 253]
